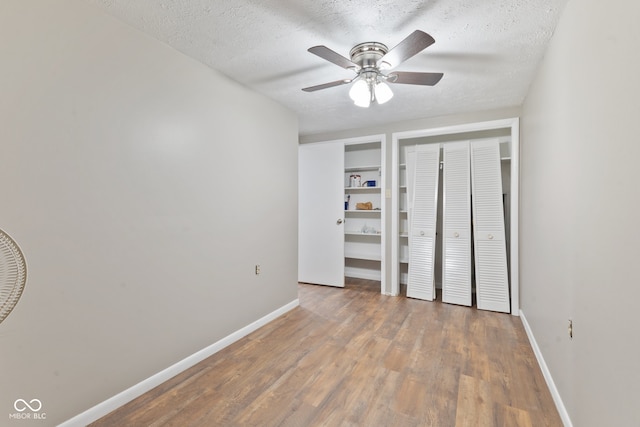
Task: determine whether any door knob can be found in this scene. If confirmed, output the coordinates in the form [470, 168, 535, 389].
[336, 219, 343, 225]
[454, 232, 460, 238]
[488, 234, 494, 240]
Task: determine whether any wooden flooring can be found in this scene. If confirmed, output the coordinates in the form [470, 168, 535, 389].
[91, 279, 562, 426]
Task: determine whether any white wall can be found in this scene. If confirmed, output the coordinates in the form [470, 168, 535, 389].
[0, 1, 298, 425]
[521, 0, 640, 425]
[299, 106, 522, 144]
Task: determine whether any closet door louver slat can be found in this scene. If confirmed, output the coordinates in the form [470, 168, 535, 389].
[442, 141, 472, 306]
[471, 139, 510, 313]
[406, 144, 440, 301]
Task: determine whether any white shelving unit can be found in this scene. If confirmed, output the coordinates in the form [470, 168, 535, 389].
[397, 163, 410, 285]
[344, 140, 385, 284]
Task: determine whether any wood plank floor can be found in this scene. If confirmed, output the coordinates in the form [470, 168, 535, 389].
[91, 279, 562, 426]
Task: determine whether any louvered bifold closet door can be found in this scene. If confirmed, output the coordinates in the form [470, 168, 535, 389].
[442, 141, 472, 306]
[471, 139, 510, 313]
[406, 144, 440, 301]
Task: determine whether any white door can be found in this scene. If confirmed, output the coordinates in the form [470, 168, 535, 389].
[406, 144, 440, 301]
[298, 142, 345, 287]
[471, 139, 510, 312]
[442, 141, 472, 306]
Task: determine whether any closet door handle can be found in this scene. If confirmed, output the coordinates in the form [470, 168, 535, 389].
[336, 219, 343, 225]
[488, 234, 494, 240]
[454, 232, 460, 238]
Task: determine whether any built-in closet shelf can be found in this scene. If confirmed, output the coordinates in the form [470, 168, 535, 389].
[345, 230, 382, 236]
[345, 165, 381, 172]
[400, 210, 408, 214]
[345, 210, 381, 214]
[345, 252, 382, 261]
[344, 186, 381, 191]
[399, 258, 409, 264]
[399, 232, 409, 238]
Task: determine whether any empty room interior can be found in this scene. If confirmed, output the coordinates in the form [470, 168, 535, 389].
[1, 0, 639, 426]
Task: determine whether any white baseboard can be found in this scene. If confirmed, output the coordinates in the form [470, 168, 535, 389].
[519, 310, 573, 427]
[58, 299, 300, 427]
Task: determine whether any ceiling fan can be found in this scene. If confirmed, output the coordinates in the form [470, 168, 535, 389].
[302, 30, 443, 108]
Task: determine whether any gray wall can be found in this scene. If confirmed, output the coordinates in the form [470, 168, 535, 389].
[520, 0, 640, 425]
[0, 1, 298, 425]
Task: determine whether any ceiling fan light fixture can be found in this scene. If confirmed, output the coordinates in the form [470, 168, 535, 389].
[304, 31, 442, 108]
[374, 80, 393, 104]
[349, 78, 371, 108]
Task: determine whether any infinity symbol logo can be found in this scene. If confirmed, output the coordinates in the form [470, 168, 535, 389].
[14, 399, 42, 412]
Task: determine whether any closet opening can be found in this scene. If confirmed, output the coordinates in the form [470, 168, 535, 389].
[391, 119, 519, 315]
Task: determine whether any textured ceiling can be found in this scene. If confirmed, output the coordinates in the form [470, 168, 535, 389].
[84, 0, 567, 136]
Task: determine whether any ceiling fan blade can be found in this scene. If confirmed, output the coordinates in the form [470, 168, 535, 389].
[302, 79, 352, 92]
[308, 46, 359, 70]
[378, 30, 436, 69]
[387, 71, 444, 86]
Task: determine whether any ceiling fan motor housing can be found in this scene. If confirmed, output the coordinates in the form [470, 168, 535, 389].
[349, 42, 389, 70]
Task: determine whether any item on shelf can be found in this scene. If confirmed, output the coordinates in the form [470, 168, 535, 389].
[361, 224, 378, 234]
[365, 180, 376, 187]
[356, 201, 373, 210]
[345, 194, 350, 210]
[349, 174, 362, 187]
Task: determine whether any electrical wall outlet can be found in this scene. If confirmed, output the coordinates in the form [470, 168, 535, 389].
[255, 264, 260, 275]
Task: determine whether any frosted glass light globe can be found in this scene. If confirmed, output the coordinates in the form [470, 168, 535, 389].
[375, 81, 393, 104]
[349, 79, 371, 108]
